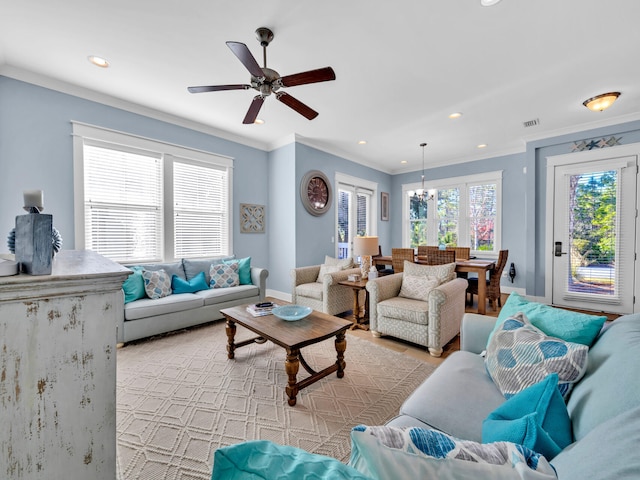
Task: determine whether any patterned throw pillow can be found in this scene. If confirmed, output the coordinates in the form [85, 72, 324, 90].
[349, 425, 557, 480]
[316, 264, 342, 283]
[399, 275, 440, 302]
[210, 262, 239, 288]
[403, 261, 456, 284]
[142, 268, 172, 299]
[486, 312, 589, 399]
[324, 255, 354, 270]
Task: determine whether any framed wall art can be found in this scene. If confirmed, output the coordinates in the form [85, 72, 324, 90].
[381, 192, 389, 221]
[240, 203, 265, 233]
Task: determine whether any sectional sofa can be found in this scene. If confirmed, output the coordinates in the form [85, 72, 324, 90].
[118, 256, 268, 344]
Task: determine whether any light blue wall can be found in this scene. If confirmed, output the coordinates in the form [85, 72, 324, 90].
[390, 153, 527, 291]
[0, 76, 270, 270]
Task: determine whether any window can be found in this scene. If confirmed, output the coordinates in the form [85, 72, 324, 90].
[73, 123, 233, 263]
[335, 173, 377, 259]
[402, 171, 502, 255]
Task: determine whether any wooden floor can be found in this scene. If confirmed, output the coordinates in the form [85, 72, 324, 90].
[345, 295, 503, 368]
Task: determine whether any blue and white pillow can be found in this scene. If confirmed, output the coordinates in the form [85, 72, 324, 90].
[349, 425, 557, 480]
[210, 262, 239, 288]
[142, 268, 172, 299]
[486, 312, 588, 399]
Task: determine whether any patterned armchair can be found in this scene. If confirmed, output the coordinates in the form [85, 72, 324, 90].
[366, 261, 468, 357]
[291, 260, 361, 316]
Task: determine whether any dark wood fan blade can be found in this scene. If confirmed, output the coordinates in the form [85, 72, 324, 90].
[242, 96, 265, 124]
[188, 84, 250, 93]
[276, 92, 319, 120]
[226, 41, 264, 78]
[280, 67, 336, 87]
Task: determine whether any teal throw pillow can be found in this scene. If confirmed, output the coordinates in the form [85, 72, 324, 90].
[223, 256, 251, 285]
[211, 440, 370, 480]
[486, 312, 589, 399]
[172, 271, 209, 294]
[489, 292, 606, 347]
[483, 373, 572, 459]
[122, 266, 146, 303]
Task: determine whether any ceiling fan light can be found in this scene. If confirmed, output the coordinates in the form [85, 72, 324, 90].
[583, 92, 621, 112]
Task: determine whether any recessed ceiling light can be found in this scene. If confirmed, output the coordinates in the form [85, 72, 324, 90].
[449, 112, 463, 119]
[358, 140, 367, 145]
[254, 118, 265, 125]
[88, 55, 109, 68]
[481, 0, 502, 6]
[400, 160, 408, 164]
[477, 144, 488, 148]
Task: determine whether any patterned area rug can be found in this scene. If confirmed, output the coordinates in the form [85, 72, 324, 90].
[116, 320, 435, 480]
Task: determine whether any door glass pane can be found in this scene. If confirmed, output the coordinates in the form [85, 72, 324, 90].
[437, 188, 459, 246]
[567, 170, 616, 296]
[356, 193, 367, 236]
[468, 183, 496, 251]
[409, 195, 428, 248]
[338, 190, 350, 259]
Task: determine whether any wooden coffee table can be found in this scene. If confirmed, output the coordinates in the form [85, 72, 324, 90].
[220, 301, 352, 406]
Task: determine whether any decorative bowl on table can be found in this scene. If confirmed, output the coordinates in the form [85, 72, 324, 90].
[272, 305, 312, 321]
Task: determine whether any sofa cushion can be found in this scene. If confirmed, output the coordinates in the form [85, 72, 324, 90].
[399, 274, 439, 302]
[486, 313, 588, 399]
[124, 293, 204, 320]
[349, 425, 557, 480]
[378, 296, 429, 325]
[490, 292, 606, 347]
[211, 440, 370, 480]
[142, 268, 172, 299]
[223, 256, 251, 285]
[483, 373, 572, 459]
[210, 263, 239, 288]
[172, 271, 209, 294]
[296, 282, 323, 300]
[136, 261, 185, 280]
[551, 405, 640, 478]
[195, 284, 260, 306]
[403, 261, 456, 284]
[566, 313, 640, 441]
[122, 266, 146, 303]
[183, 256, 235, 283]
[398, 350, 505, 442]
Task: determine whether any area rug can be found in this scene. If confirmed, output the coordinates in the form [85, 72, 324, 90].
[116, 320, 435, 480]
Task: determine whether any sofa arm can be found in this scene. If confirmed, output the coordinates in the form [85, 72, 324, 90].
[323, 267, 361, 286]
[427, 278, 468, 356]
[291, 265, 321, 287]
[250, 266, 269, 301]
[366, 273, 403, 332]
[460, 313, 497, 354]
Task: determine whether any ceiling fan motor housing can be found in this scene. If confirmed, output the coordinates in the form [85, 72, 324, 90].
[255, 27, 274, 47]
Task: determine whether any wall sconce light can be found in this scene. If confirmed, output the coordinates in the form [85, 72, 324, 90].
[582, 92, 620, 112]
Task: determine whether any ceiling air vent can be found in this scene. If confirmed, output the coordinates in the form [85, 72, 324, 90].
[523, 118, 540, 128]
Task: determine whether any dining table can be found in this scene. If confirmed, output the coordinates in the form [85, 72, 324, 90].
[371, 255, 496, 315]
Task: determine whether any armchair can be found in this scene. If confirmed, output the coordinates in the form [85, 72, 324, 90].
[366, 261, 468, 357]
[291, 261, 361, 316]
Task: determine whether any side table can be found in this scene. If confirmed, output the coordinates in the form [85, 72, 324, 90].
[338, 279, 370, 330]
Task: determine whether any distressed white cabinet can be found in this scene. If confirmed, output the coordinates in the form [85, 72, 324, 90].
[0, 250, 129, 479]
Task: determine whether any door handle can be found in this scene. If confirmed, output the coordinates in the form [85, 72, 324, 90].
[554, 241, 567, 257]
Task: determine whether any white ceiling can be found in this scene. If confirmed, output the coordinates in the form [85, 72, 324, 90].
[1, 0, 639, 174]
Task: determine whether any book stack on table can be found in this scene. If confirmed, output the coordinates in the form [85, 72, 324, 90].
[246, 301, 276, 317]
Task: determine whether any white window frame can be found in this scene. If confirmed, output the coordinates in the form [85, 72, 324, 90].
[72, 122, 234, 263]
[402, 170, 502, 257]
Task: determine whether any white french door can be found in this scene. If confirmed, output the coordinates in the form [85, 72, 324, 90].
[335, 174, 376, 260]
[548, 146, 638, 314]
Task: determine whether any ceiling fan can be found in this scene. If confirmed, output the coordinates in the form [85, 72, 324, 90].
[188, 27, 336, 124]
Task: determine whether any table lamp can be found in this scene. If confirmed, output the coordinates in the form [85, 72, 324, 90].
[353, 236, 378, 279]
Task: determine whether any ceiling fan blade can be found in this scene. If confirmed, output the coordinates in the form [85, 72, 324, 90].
[226, 41, 264, 78]
[243, 96, 265, 124]
[280, 67, 336, 87]
[188, 84, 250, 93]
[276, 92, 319, 120]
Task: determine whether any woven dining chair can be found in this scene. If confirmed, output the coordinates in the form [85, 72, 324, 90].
[425, 249, 456, 265]
[446, 246, 470, 260]
[391, 248, 415, 273]
[466, 249, 509, 310]
[417, 245, 439, 257]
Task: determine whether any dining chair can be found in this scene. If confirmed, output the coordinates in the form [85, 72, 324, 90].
[391, 248, 415, 273]
[466, 249, 509, 310]
[446, 246, 470, 260]
[417, 245, 439, 257]
[425, 249, 456, 265]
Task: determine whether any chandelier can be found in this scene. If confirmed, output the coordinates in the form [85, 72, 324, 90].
[408, 142, 434, 202]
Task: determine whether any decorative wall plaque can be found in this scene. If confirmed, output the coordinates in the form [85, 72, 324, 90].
[240, 203, 265, 233]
